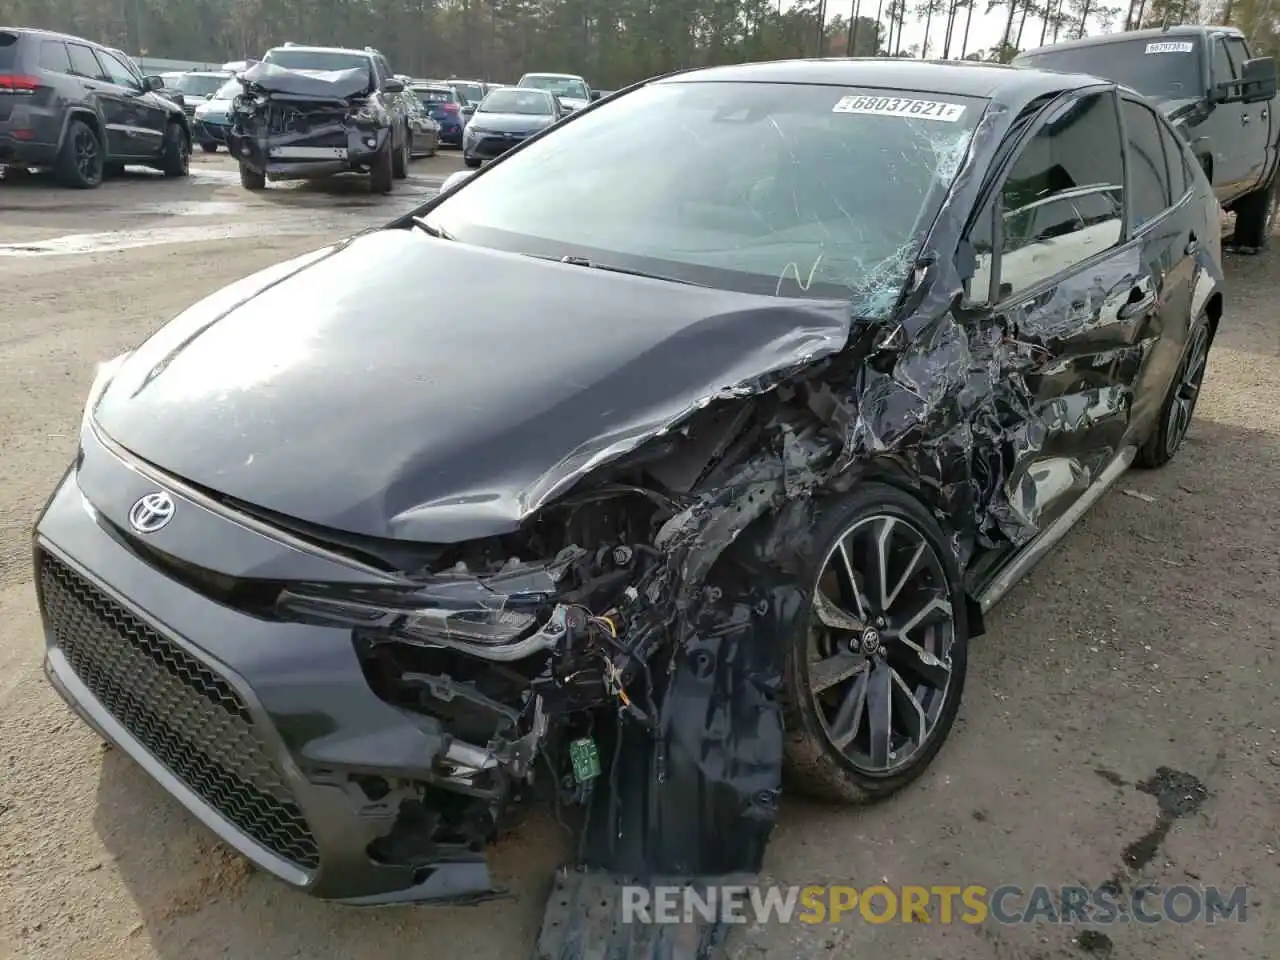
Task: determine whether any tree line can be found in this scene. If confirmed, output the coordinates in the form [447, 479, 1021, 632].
[1, 0, 1275, 88]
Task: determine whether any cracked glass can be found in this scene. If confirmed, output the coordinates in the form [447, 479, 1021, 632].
[423, 81, 985, 315]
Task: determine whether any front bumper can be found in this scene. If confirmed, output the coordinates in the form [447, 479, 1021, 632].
[34, 431, 501, 904]
[227, 124, 390, 180]
[192, 117, 231, 144]
[463, 131, 530, 161]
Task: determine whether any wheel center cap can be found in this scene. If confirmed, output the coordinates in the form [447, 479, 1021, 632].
[858, 627, 881, 656]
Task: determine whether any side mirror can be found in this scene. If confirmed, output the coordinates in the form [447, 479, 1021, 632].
[441, 170, 474, 193]
[1241, 56, 1278, 104]
[590, 90, 601, 101]
[143, 75, 162, 92]
[461, 104, 475, 116]
[382, 79, 405, 94]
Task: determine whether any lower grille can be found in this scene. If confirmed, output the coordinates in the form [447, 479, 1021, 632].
[39, 553, 321, 871]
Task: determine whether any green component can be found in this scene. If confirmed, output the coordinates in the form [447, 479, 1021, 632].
[569, 737, 601, 783]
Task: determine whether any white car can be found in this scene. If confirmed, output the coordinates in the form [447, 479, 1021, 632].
[516, 72, 597, 112]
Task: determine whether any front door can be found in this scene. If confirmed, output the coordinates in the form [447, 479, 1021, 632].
[93, 48, 165, 158]
[964, 89, 1151, 539]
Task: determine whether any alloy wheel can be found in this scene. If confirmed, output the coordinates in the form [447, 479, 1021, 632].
[804, 514, 956, 775]
[1166, 323, 1210, 456]
[75, 129, 100, 182]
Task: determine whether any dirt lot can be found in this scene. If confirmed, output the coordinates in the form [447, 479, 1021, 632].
[1, 152, 1276, 960]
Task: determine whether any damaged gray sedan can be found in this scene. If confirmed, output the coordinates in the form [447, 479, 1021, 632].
[34, 58, 1223, 954]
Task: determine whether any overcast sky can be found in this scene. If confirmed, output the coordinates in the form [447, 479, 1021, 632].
[825, 3, 1085, 57]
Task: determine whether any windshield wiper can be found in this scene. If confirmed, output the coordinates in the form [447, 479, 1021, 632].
[551, 255, 704, 287]
[411, 217, 454, 240]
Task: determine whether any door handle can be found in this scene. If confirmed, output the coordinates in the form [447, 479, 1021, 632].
[1186, 233, 1199, 255]
[1242, 112, 1251, 124]
[1118, 287, 1157, 321]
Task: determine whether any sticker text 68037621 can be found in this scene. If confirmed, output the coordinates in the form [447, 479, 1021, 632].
[832, 95, 967, 122]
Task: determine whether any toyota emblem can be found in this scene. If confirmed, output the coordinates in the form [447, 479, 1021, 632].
[128, 491, 175, 534]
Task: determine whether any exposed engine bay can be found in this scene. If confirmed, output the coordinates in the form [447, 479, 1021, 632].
[267, 386, 842, 891]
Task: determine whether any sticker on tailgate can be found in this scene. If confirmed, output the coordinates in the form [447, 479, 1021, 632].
[1145, 41, 1194, 53]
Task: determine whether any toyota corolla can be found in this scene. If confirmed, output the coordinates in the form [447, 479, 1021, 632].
[34, 58, 1222, 956]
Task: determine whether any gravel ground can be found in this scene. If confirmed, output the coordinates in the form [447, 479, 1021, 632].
[1, 153, 1277, 960]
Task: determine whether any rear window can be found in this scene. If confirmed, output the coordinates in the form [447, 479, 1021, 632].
[415, 87, 454, 104]
[1017, 38, 1203, 100]
[0, 31, 19, 70]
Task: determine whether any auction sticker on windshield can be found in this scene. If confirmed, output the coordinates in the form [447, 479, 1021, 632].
[832, 96, 966, 122]
[1145, 41, 1194, 53]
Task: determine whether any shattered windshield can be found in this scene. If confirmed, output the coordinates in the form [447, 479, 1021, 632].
[424, 81, 983, 312]
[520, 75, 589, 100]
[1016, 39, 1204, 100]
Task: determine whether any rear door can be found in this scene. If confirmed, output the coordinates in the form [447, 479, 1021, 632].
[1118, 95, 1195, 436]
[94, 48, 165, 157]
[963, 89, 1148, 533]
[62, 42, 124, 154]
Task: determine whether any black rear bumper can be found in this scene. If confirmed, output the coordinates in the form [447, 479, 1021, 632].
[34, 436, 503, 904]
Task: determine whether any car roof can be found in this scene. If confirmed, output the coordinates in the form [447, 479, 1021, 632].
[522, 72, 585, 79]
[1, 25, 106, 46]
[1019, 23, 1240, 57]
[265, 45, 373, 58]
[657, 57, 1105, 103]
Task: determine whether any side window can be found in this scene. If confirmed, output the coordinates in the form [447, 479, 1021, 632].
[980, 92, 1125, 301]
[1122, 98, 1172, 226]
[1157, 117, 1189, 200]
[39, 41, 71, 74]
[97, 50, 142, 90]
[66, 43, 107, 81]
[1212, 39, 1235, 86]
[1224, 38, 1249, 76]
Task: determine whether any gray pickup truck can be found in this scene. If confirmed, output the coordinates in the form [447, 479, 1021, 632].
[1015, 25, 1280, 249]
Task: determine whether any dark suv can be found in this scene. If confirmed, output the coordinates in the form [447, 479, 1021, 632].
[0, 27, 191, 188]
[227, 44, 412, 193]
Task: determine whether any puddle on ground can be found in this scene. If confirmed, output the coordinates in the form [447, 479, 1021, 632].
[0, 219, 374, 256]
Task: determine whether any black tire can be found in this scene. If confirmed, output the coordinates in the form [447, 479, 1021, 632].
[1135, 312, 1213, 469]
[1232, 174, 1276, 249]
[781, 483, 970, 804]
[199, 142, 218, 154]
[370, 140, 394, 194]
[464, 156, 481, 169]
[160, 121, 189, 178]
[393, 131, 409, 179]
[56, 119, 104, 189]
[239, 162, 266, 191]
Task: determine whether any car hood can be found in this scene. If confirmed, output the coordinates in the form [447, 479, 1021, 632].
[1152, 95, 1205, 125]
[557, 97, 588, 110]
[238, 61, 371, 99]
[93, 231, 852, 544]
[196, 98, 234, 116]
[470, 112, 553, 134]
